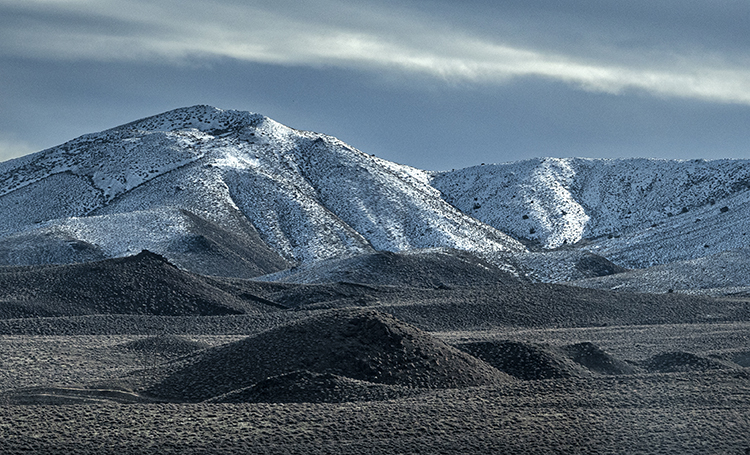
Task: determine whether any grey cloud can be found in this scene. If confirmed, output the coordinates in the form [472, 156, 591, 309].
[403, 0, 750, 54]
[1, 0, 748, 106]
[2, 0, 750, 168]
[0, 3, 155, 37]
[2, 56, 749, 170]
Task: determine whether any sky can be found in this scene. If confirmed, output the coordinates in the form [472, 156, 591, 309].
[1, 0, 749, 171]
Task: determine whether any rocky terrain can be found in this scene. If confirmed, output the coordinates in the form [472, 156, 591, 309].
[0, 107, 749, 454]
[0, 249, 747, 454]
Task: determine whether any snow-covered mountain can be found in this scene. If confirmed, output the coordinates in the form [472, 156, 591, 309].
[1, 105, 748, 288]
[0, 106, 523, 277]
[432, 157, 750, 267]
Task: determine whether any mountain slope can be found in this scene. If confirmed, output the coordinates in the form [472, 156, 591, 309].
[3, 106, 750, 283]
[432, 158, 750, 267]
[0, 250, 279, 317]
[257, 248, 520, 287]
[0, 106, 524, 276]
[570, 246, 750, 296]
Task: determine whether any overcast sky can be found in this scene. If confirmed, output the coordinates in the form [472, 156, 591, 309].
[1, 0, 749, 170]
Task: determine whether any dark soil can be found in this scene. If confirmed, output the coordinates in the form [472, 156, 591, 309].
[3, 249, 747, 330]
[643, 351, 735, 373]
[269, 249, 521, 287]
[455, 340, 588, 380]
[0, 252, 749, 453]
[1, 372, 749, 454]
[574, 252, 629, 278]
[117, 335, 210, 356]
[165, 209, 291, 279]
[208, 370, 424, 403]
[145, 309, 512, 402]
[0, 250, 283, 317]
[560, 341, 637, 375]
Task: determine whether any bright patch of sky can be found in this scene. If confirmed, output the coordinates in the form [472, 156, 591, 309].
[0, 134, 36, 163]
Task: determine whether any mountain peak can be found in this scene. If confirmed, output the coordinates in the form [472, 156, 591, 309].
[122, 105, 265, 132]
[0, 106, 525, 276]
[5, 106, 749, 285]
[118, 105, 266, 136]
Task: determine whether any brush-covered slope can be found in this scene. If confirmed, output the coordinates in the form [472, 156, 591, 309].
[642, 351, 734, 373]
[0, 250, 278, 317]
[570, 246, 750, 295]
[258, 248, 520, 287]
[455, 340, 589, 380]
[117, 335, 211, 357]
[207, 370, 423, 403]
[145, 309, 512, 402]
[0, 106, 524, 277]
[432, 158, 750, 267]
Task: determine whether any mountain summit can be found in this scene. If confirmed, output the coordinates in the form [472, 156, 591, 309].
[0, 106, 523, 277]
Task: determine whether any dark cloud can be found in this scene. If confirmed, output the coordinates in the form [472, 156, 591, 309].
[1, 1, 749, 167]
[2, 57, 748, 170]
[0, 3, 154, 37]
[389, 0, 750, 57]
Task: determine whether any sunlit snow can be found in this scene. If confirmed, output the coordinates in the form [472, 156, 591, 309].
[2, 106, 750, 287]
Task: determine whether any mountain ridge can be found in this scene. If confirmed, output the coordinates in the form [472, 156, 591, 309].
[0, 105, 525, 277]
[2, 105, 749, 289]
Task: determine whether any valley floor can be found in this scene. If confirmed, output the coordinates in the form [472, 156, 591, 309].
[0, 372, 748, 454]
[0, 319, 748, 454]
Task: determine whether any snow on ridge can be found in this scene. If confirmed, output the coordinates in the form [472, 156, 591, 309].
[433, 157, 750, 252]
[5, 105, 749, 277]
[285, 130, 525, 256]
[582, 186, 750, 268]
[206, 120, 526, 263]
[568, 157, 750, 238]
[0, 106, 266, 200]
[571, 245, 750, 296]
[524, 158, 588, 248]
[0, 127, 208, 201]
[431, 158, 589, 248]
[116, 105, 265, 136]
[0, 105, 527, 270]
[59, 209, 191, 258]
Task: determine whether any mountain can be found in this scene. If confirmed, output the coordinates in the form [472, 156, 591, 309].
[0, 106, 523, 278]
[432, 158, 750, 267]
[2, 105, 750, 291]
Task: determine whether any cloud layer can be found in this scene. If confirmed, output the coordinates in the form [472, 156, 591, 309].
[3, 0, 750, 105]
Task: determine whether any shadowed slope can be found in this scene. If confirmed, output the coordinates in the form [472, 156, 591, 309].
[165, 209, 291, 278]
[0, 250, 278, 317]
[146, 309, 512, 402]
[643, 351, 734, 373]
[117, 335, 210, 357]
[560, 342, 637, 375]
[207, 370, 423, 403]
[260, 248, 520, 287]
[455, 340, 588, 380]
